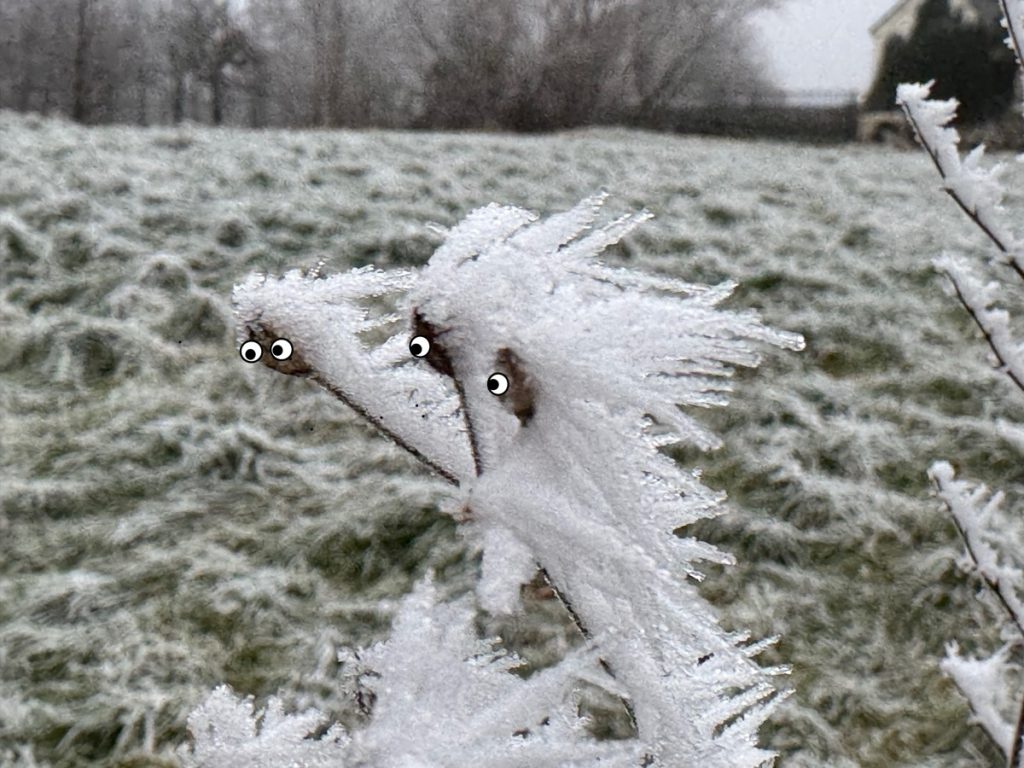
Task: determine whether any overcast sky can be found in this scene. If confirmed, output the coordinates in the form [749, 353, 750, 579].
[754, 0, 899, 94]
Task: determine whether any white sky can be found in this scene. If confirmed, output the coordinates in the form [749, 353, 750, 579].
[753, 0, 900, 94]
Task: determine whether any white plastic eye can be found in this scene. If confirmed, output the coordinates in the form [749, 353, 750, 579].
[487, 372, 510, 396]
[409, 335, 431, 358]
[270, 338, 293, 360]
[240, 340, 262, 363]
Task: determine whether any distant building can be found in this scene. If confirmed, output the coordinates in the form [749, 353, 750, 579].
[868, 0, 996, 75]
[859, 0, 1005, 142]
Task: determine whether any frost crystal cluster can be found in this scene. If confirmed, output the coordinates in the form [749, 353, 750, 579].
[214, 194, 804, 766]
[897, 0, 1024, 762]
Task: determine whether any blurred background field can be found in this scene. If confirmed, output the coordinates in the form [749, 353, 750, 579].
[2, 110, 1024, 767]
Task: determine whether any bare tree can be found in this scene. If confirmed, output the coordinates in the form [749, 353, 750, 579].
[297, 0, 351, 126]
[623, 0, 778, 119]
[132, 4, 162, 124]
[402, 0, 779, 130]
[507, 0, 629, 129]
[398, 0, 532, 129]
[2, 0, 76, 115]
[161, 0, 256, 125]
[0, 0, 782, 129]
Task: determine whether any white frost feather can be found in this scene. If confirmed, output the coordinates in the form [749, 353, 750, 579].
[182, 579, 640, 768]
[410, 197, 799, 765]
[940, 643, 1017, 757]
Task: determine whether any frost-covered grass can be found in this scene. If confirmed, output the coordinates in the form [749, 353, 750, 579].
[1, 110, 1023, 767]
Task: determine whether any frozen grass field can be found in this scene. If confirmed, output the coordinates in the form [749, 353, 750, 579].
[2, 110, 1023, 767]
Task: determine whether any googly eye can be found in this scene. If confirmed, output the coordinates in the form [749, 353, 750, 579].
[240, 340, 262, 363]
[409, 335, 431, 358]
[270, 338, 293, 361]
[487, 372, 510, 396]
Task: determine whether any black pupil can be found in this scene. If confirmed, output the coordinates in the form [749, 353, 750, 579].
[245, 348, 256, 359]
[412, 341, 424, 355]
[489, 378, 499, 391]
[272, 344, 282, 356]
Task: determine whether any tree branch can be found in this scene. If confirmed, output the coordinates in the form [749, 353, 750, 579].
[931, 465, 1024, 765]
[311, 371, 462, 486]
[999, 0, 1024, 81]
[899, 89, 1024, 284]
[939, 265, 1024, 397]
[931, 465, 1024, 637]
[1009, 693, 1024, 768]
[945, 503, 1024, 639]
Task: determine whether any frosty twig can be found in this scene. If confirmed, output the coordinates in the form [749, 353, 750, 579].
[900, 11, 1024, 760]
[897, 82, 1024, 283]
[934, 255, 1024, 396]
[231, 196, 802, 765]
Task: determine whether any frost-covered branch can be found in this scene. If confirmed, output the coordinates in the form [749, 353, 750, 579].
[896, 81, 1024, 282]
[1000, 0, 1024, 95]
[933, 254, 1024, 395]
[182, 579, 640, 768]
[234, 267, 476, 487]
[941, 644, 1018, 759]
[929, 462, 1024, 637]
[1016, 695, 1024, 768]
[929, 462, 1024, 765]
[232, 196, 803, 766]
[899, 4, 1024, 763]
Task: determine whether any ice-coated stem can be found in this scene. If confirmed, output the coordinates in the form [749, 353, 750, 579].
[897, 82, 1024, 284]
[1010, 694, 1024, 768]
[930, 463, 1024, 639]
[999, 0, 1024, 89]
[930, 463, 1024, 765]
[892, 4, 1024, 764]
[934, 255, 1024, 397]
[312, 371, 464, 486]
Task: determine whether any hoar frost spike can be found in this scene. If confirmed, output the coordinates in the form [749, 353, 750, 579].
[233, 195, 804, 766]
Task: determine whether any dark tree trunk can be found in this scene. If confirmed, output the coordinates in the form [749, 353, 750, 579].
[172, 74, 185, 123]
[189, 75, 201, 120]
[248, 59, 269, 128]
[137, 72, 148, 126]
[210, 65, 224, 125]
[18, 66, 33, 112]
[71, 0, 92, 122]
[17, 9, 39, 112]
[306, 0, 328, 126]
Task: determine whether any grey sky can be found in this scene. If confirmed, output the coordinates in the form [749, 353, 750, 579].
[754, 0, 899, 93]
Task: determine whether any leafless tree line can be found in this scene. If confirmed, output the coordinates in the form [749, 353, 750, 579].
[0, 0, 780, 130]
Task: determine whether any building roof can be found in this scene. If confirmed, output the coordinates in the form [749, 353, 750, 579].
[869, 0, 996, 36]
[869, 0, 917, 35]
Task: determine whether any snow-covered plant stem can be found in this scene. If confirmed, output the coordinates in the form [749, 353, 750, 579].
[930, 464, 1024, 765]
[898, 0, 1024, 284]
[223, 195, 803, 766]
[897, 85, 1024, 394]
[897, 85, 1023, 275]
[898, 1, 1024, 763]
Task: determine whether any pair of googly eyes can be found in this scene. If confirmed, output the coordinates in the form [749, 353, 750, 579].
[240, 338, 293, 363]
[408, 335, 509, 396]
